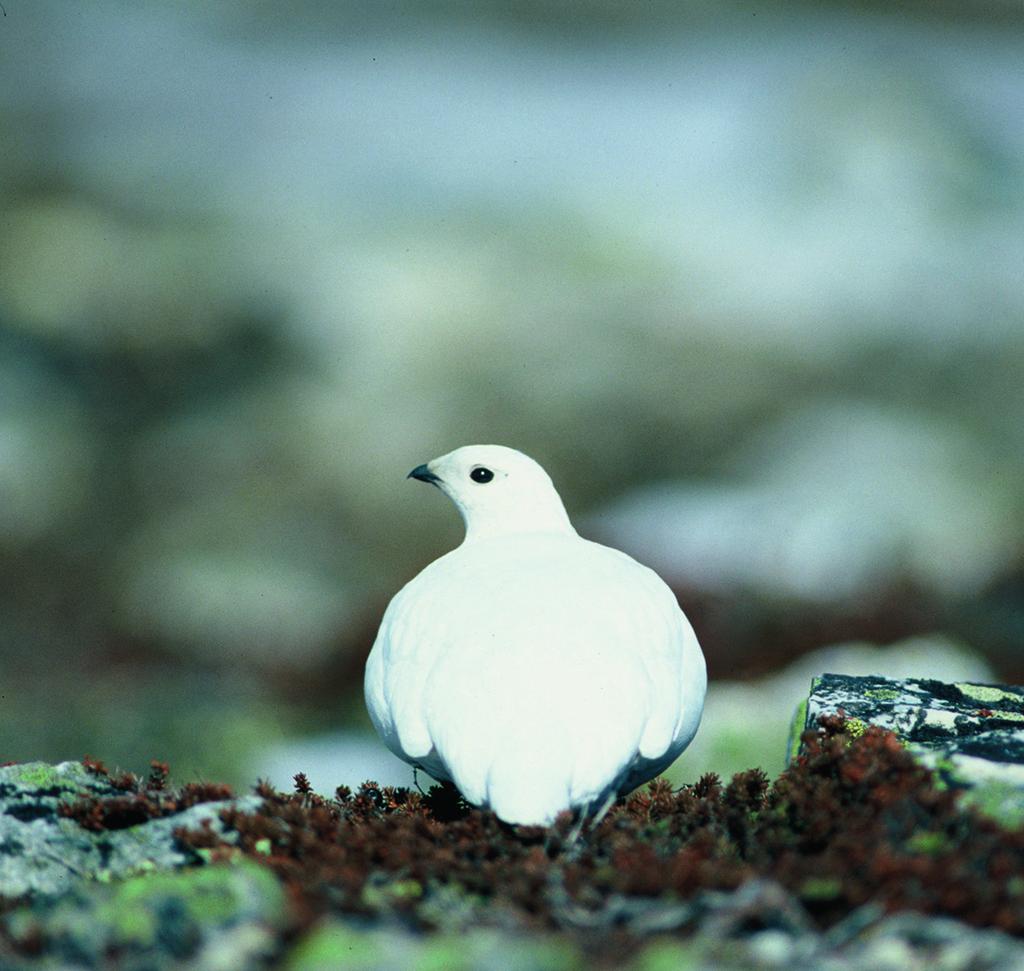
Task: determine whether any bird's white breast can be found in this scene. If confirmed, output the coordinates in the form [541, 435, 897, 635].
[365, 531, 705, 824]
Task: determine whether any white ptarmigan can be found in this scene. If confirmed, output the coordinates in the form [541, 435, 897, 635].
[364, 445, 707, 826]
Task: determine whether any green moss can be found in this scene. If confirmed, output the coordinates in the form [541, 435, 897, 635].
[390, 878, 423, 900]
[631, 940, 701, 971]
[907, 831, 952, 854]
[959, 781, 1024, 829]
[786, 698, 809, 765]
[285, 922, 384, 971]
[287, 927, 584, 971]
[917, 751, 962, 788]
[955, 683, 1021, 705]
[798, 877, 842, 900]
[416, 937, 473, 971]
[360, 877, 425, 910]
[107, 900, 157, 947]
[95, 859, 285, 948]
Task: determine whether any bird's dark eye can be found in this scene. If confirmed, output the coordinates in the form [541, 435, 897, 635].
[470, 466, 494, 484]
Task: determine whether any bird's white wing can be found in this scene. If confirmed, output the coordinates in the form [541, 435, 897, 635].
[365, 552, 462, 764]
[584, 542, 700, 761]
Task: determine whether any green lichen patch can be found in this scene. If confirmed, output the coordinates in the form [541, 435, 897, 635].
[955, 684, 1024, 706]
[0, 760, 105, 799]
[9, 764, 72, 792]
[863, 689, 902, 701]
[987, 710, 1024, 723]
[844, 717, 867, 738]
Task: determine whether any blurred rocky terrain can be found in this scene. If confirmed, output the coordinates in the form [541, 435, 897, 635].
[0, 0, 1022, 787]
[3, 685, 1024, 971]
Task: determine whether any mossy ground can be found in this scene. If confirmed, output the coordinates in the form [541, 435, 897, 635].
[2, 719, 1023, 968]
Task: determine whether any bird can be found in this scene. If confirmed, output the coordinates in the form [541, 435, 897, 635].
[363, 445, 706, 827]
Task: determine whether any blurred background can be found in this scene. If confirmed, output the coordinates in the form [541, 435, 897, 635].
[1, 1, 1022, 791]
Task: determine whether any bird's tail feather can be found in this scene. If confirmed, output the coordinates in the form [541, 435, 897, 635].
[485, 757, 569, 826]
[481, 730, 573, 826]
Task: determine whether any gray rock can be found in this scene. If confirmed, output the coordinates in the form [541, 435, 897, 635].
[678, 634, 994, 785]
[794, 673, 1024, 826]
[845, 913, 1024, 971]
[0, 761, 259, 898]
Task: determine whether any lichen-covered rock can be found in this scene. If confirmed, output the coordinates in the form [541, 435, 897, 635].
[0, 761, 259, 898]
[679, 634, 995, 787]
[795, 673, 1024, 826]
[281, 908, 1024, 971]
[2, 858, 284, 971]
[281, 886, 1024, 971]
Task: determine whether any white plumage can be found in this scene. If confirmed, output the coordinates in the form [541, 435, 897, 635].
[364, 445, 707, 826]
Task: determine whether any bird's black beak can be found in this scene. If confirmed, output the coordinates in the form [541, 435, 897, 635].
[408, 463, 442, 485]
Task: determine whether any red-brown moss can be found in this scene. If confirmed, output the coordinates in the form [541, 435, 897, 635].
[163, 717, 1024, 942]
[36, 720, 1024, 955]
[59, 759, 233, 832]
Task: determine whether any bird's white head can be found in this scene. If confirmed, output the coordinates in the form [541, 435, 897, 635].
[408, 444, 576, 543]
